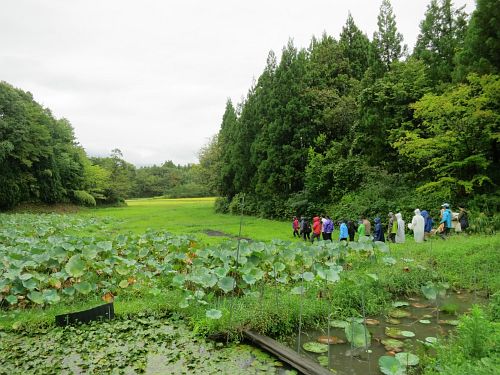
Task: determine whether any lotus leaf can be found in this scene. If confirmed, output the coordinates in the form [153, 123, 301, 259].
[392, 301, 409, 307]
[317, 268, 340, 283]
[119, 280, 129, 288]
[302, 272, 314, 282]
[206, 309, 222, 320]
[179, 299, 190, 308]
[22, 278, 38, 291]
[97, 241, 113, 251]
[425, 337, 437, 344]
[317, 355, 329, 367]
[382, 257, 397, 265]
[316, 336, 344, 344]
[381, 338, 405, 349]
[5, 295, 18, 304]
[389, 309, 411, 318]
[276, 275, 288, 284]
[345, 321, 371, 348]
[385, 327, 405, 339]
[65, 255, 86, 278]
[395, 352, 419, 366]
[74, 281, 92, 295]
[62, 287, 75, 296]
[18, 273, 33, 281]
[329, 320, 349, 329]
[400, 331, 415, 338]
[27, 291, 44, 304]
[438, 319, 459, 326]
[218, 276, 235, 293]
[302, 342, 328, 353]
[378, 356, 406, 375]
[214, 267, 229, 278]
[419, 319, 431, 324]
[273, 262, 286, 272]
[43, 289, 60, 304]
[242, 274, 256, 285]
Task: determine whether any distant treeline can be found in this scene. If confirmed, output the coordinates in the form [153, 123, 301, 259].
[0, 85, 213, 210]
[202, 0, 500, 219]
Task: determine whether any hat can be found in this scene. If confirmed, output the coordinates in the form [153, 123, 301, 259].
[441, 203, 449, 208]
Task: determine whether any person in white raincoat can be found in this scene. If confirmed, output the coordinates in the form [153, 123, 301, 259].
[395, 213, 405, 243]
[408, 209, 425, 243]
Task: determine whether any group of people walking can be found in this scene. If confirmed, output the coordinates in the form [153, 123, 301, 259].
[292, 203, 469, 244]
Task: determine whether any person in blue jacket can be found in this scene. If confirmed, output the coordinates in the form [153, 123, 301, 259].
[339, 220, 348, 241]
[373, 217, 385, 242]
[421, 210, 433, 240]
[439, 203, 452, 238]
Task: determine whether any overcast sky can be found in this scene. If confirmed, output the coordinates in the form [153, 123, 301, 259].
[1, 0, 476, 166]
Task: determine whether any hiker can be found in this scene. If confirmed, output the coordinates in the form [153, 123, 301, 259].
[361, 216, 371, 237]
[347, 220, 357, 242]
[357, 219, 365, 240]
[395, 213, 405, 243]
[421, 210, 434, 240]
[408, 209, 425, 243]
[387, 212, 397, 243]
[311, 216, 322, 243]
[300, 217, 311, 241]
[322, 216, 333, 241]
[439, 203, 452, 239]
[373, 217, 385, 242]
[458, 207, 469, 231]
[292, 216, 299, 238]
[339, 220, 348, 241]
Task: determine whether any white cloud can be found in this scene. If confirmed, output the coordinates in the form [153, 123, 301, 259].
[0, 0, 476, 165]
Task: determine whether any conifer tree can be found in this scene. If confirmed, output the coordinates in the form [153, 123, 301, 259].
[373, 0, 407, 70]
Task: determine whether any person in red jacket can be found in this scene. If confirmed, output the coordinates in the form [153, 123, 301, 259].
[292, 216, 299, 238]
[311, 216, 322, 243]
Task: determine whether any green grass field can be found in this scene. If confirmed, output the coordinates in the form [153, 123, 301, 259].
[80, 197, 292, 243]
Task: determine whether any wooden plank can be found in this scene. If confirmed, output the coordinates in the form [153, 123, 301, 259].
[243, 330, 332, 375]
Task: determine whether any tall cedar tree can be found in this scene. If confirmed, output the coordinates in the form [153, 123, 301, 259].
[454, 0, 500, 80]
[414, 0, 468, 85]
[373, 0, 406, 71]
[339, 13, 371, 81]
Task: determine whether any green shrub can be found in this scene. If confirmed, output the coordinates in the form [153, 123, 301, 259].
[72, 190, 96, 207]
[164, 183, 211, 199]
[214, 196, 230, 213]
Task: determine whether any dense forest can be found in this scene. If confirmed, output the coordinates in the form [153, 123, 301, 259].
[0, 82, 211, 209]
[1, 0, 498, 220]
[205, 0, 499, 219]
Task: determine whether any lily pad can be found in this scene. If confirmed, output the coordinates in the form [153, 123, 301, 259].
[411, 302, 429, 308]
[425, 337, 438, 344]
[378, 355, 406, 375]
[400, 331, 415, 338]
[345, 321, 371, 348]
[317, 336, 345, 344]
[385, 327, 405, 339]
[386, 318, 401, 325]
[206, 309, 222, 320]
[392, 301, 410, 307]
[329, 320, 349, 329]
[364, 318, 380, 325]
[395, 352, 419, 366]
[419, 319, 431, 324]
[65, 255, 86, 278]
[302, 342, 328, 353]
[317, 355, 329, 367]
[389, 309, 411, 318]
[381, 338, 405, 349]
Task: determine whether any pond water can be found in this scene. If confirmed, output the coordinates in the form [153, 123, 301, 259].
[283, 291, 484, 375]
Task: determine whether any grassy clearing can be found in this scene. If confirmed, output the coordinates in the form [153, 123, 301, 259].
[80, 197, 291, 243]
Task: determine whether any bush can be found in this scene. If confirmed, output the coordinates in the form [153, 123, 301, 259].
[164, 183, 210, 198]
[71, 190, 96, 207]
[214, 196, 230, 213]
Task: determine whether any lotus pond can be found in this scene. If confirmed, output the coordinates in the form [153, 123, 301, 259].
[289, 291, 485, 375]
[0, 213, 498, 374]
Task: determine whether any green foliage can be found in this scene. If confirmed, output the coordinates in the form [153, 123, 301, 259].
[71, 190, 96, 207]
[422, 305, 500, 375]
